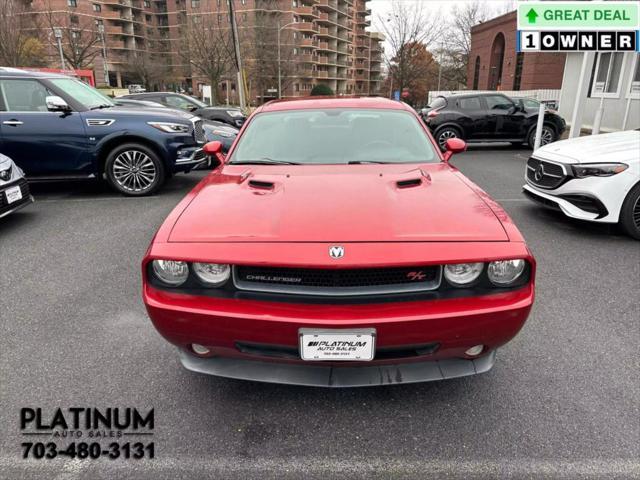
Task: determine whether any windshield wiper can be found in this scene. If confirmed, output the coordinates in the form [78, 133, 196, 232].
[230, 158, 301, 165]
[348, 160, 394, 164]
[90, 104, 113, 110]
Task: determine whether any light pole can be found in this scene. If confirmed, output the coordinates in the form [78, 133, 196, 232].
[53, 28, 66, 70]
[97, 24, 110, 86]
[277, 20, 297, 99]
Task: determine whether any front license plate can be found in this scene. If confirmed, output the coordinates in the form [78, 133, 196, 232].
[299, 328, 376, 361]
[5, 186, 22, 204]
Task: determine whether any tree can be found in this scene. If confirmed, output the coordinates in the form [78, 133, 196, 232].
[442, 1, 492, 88]
[376, 0, 444, 97]
[383, 42, 437, 106]
[125, 29, 171, 90]
[310, 84, 333, 96]
[44, 4, 101, 69]
[182, 10, 234, 104]
[0, 0, 46, 67]
[249, 3, 303, 102]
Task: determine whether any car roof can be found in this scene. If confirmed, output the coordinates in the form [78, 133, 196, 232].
[0, 67, 68, 79]
[258, 96, 413, 113]
[437, 92, 509, 100]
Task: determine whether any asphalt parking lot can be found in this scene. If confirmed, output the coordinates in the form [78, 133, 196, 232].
[1, 146, 638, 479]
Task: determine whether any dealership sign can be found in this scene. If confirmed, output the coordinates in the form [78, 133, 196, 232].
[516, 1, 640, 52]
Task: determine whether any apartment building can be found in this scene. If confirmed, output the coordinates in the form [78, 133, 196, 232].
[21, 0, 384, 100]
[186, 0, 384, 101]
[25, 0, 186, 88]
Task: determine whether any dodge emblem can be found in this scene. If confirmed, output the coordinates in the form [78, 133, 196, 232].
[329, 246, 344, 259]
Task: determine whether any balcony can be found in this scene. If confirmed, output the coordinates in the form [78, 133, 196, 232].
[317, 0, 337, 11]
[294, 6, 318, 18]
[355, 72, 368, 80]
[317, 71, 329, 78]
[297, 69, 314, 77]
[317, 41, 329, 50]
[300, 38, 319, 48]
[317, 27, 330, 37]
[317, 56, 328, 64]
[300, 54, 316, 63]
[293, 22, 318, 33]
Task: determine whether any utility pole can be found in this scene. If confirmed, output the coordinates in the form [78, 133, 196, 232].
[277, 20, 297, 99]
[53, 28, 66, 70]
[97, 24, 110, 86]
[227, 0, 246, 109]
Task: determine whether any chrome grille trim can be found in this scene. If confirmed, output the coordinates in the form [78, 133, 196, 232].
[191, 118, 205, 144]
[526, 157, 569, 190]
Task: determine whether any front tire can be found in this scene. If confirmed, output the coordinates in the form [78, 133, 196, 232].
[434, 126, 462, 152]
[619, 183, 640, 240]
[527, 125, 557, 149]
[105, 143, 165, 196]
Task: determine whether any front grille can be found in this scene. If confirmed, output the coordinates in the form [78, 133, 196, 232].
[234, 265, 442, 296]
[192, 119, 205, 143]
[192, 149, 207, 162]
[526, 157, 568, 190]
[0, 179, 30, 211]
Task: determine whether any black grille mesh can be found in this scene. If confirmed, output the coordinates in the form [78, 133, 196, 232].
[193, 120, 205, 143]
[236, 265, 440, 289]
[526, 157, 567, 189]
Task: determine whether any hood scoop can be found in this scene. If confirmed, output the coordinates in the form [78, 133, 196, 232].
[248, 179, 275, 190]
[396, 178, 422, 189]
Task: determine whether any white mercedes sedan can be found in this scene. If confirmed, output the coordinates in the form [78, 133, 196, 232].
[522, 130, 640, 239]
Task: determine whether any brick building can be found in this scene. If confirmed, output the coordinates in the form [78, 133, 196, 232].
[19, 0, 384, 102]
[467, 11, 565, 91]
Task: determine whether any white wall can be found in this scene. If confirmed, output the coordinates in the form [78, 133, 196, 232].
[558, 52, 640, 132]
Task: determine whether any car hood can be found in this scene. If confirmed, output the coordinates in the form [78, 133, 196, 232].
[169, 164, 509, 243]
[534, 130, 640, 165]
[101, 106, 195, 121]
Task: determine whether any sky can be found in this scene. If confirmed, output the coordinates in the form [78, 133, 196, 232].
[369, 0, 517, 32]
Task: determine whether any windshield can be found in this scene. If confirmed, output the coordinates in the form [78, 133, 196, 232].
[186, 95, 207, 107]
[49, 78, 115, 109]
[229, 109, 438, 165]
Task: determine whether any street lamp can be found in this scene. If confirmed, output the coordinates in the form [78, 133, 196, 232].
[97, 24, 110, 86]
[53, 27, 66, 70]
[277, 20, 297, 99]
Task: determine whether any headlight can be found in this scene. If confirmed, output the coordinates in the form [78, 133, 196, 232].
[147, 121, 191, 133]
[0, 166, 11, 181]
[226, 110, 244, 118]
[571, 163, 628, 178]
[444, 263, 483, 286]
[152, 259, 189, 286]
[487, 260, 526, 286]
[212, 129, 234, 138]
[192, 263, 230, 287]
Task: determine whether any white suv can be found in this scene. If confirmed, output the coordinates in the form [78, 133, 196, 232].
[522, 130, 640, 239]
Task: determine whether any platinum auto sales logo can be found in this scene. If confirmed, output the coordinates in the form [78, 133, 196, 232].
[20, 407, 155, 460]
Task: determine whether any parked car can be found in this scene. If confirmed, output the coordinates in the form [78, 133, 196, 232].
[0, 152, 33, 219]
[142, 97, 536, 387]
[523, 130, 640, 239]
[127, 84, 146, 94]
[422, 93, 566, 150]
[113, 97, 238, 154]
[0, 68, 207, 196]
[121, 92, 246, 128]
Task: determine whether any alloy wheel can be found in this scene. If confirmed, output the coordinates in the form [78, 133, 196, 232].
[539, 127, 554, 146]
[112, 150, 157, 193]
[633, 195, 640, 229]
[438, 130, 457, 149]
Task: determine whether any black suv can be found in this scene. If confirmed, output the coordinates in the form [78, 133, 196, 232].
[0, 68, 207, 196]
[121, 92, 246, 128]
[422, 93, 566, 150]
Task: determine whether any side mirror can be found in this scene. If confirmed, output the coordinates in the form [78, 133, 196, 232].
[203, 141, 225, 165]
[442, 138, 467, 162]
[46, 96, 71, 112]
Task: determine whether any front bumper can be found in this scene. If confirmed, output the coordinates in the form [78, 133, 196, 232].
[180, 349, 497, 387]
[144, 282, 533, 386]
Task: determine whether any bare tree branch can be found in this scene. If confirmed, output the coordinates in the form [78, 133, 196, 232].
[0, 0, 46, 67]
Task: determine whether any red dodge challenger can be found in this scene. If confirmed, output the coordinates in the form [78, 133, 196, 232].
[142, 97, 535, 387]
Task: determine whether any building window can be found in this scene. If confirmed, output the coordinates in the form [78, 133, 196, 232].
[488, 32, 505, 90]
[513, 52, 524, 91]
[628, 54, 640, 98]
[70, 15, 79, 24]
[472, 56, 480, 90]
[144, 0, 150, 6]
[68, 0, 77, 6]
[93, 3, 101, 11]
[191, 0, 200, 7]
[591, 52, 625, 98]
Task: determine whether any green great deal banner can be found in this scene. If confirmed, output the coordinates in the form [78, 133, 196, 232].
[517, 1, 639, 29]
